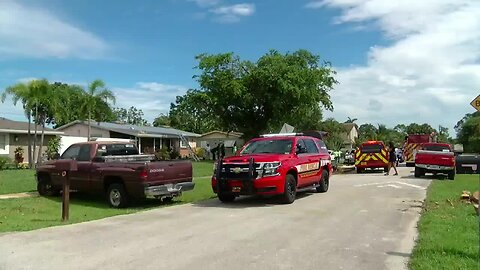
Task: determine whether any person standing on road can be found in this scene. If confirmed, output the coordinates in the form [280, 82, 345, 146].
[385, 142, 398, 176]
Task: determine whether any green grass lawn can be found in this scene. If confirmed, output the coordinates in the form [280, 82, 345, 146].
[0, 161, 215, 233]
[0, 169, 36, 195]
[410, 174, 480, 270]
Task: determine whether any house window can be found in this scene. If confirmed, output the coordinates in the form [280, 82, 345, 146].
[0, 133, 10, 154]
[180, 139, 188, 148]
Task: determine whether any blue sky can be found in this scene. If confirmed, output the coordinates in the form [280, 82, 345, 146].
[1, 0, 479, 135]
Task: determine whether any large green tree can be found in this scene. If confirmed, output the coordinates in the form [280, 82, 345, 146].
[320, 118, 345, 151]
[457, 113, 480, 153]
[113, 106, 149, 126]
[168, 89, 219, 134]
[170, 49, 337, 139]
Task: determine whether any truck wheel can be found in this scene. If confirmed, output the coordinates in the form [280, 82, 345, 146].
[218, 193, 235, 203]
[280, 174, 296, 204]
[356, 167, 363, 174]
[162, 197, 174, 203]
[414, 167, 424, 178]
[37, 177, 59, 196]
[107, 183, 129, 208]
[448, 171, 455, 180]
[316, 170, 329, 193]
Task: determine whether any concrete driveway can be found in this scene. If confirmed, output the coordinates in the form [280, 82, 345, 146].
[0, 166, 430, 270]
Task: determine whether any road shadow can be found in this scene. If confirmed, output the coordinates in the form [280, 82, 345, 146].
[192, 191, 314, 209]
[400, 174, 448, 181]
[43, 192, 172, 210]
[386, 251, 411, 258]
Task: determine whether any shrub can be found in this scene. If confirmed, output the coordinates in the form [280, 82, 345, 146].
[47, 136, 62, 160]
[195, 147, 205, 158]
[0, 156, 12, 170]
[16, 163, 29, 170]
[14, 147, 24, 164]
[155, 148, 170, 160]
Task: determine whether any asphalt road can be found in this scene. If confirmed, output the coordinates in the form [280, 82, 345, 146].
[0, 166, 430, 270]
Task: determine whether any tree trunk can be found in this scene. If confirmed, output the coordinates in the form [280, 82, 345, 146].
[88, 110, 91, 140]
[37, 118, 46, 165]
[27, 111, 32, 169]
[32, 105, 38, 167]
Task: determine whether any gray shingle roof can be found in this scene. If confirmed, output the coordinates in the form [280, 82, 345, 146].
[57, 120, 200, 138]
[0, 117, 63, 134]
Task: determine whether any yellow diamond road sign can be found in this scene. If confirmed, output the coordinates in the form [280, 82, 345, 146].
[470, 95, 480, 112]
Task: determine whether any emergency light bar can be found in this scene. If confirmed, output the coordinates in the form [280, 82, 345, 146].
[260, 133, 303, 137]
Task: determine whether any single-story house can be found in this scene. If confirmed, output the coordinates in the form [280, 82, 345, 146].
[342, 123, 359, 150]
[56, 120, 201, 157]
[197, 131, 244, 158]
[0, 117, 64, 162]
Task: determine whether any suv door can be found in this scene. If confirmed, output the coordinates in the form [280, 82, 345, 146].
[303, 138, 322, 184]
[295, 139, 313, 187]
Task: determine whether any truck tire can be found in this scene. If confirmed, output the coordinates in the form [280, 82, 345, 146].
[218, 193, 235, 203]
[107, 183, 129, 208]
[37, 176, 59, 196]
[316, 170, 329, 193]
[356, 167, 364, 174]
[280, 174, 296, 204]
[414, 167, 424, 178]
[448, 171, 455, 180]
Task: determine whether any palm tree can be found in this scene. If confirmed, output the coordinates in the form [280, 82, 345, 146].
[83, 80, 116, 140]
[1, 80, 48, 168]
[31, 80, 52, 165]
[345, 117, 358, 123]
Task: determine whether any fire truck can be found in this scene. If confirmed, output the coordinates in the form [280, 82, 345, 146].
[354, 141, 389, 173]
[404, 133, 435, 167]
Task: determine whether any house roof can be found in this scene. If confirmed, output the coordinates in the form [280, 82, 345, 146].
[56, 120, 201, 138]
[200, 130, 243, 138]
[0, 117, 63, 135]
[343, 123, 358, 132]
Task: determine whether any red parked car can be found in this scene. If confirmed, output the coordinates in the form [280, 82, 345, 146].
[211, 132, 333, 204]
[414, 143, 455, 180]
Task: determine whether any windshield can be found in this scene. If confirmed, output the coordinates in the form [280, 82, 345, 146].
[240, 139, 293, 155]
[360, 144, 383, 153]
[423, 145, 451, 152]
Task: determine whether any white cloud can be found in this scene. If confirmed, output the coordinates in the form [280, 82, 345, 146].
[307, 0, 480, 134]
[188, 0, 255, 23]
[113, 82, 188, 122]
[0, 0, 109, 59]
[189, 0, 221, 8]
[211, 3, 256, 22]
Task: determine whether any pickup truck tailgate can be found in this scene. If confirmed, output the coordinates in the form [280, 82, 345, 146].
[415, 150, 455, 166]
[145, 160, 193, 185]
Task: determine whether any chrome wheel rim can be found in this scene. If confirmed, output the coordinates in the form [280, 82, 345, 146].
[110, 190, 121, 206]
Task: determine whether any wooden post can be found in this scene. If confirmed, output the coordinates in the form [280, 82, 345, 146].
[62, 171, 70, 221]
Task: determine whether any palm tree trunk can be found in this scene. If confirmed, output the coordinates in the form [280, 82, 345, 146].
[32, 105, 38, 166]
[27, 111, 32, 169]
[37, 117, 46, 165]
[88, 110, 91, 140]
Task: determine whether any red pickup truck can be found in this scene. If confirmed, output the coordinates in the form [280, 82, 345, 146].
[36, 141, 194, 208]
[211, 132, 333, 204]
[414, 143, 455, 180]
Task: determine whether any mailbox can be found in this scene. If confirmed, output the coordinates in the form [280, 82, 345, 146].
[53, 159, 77, 222]
[456, 154, 480, 174]
[54, 159, 78, 172]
